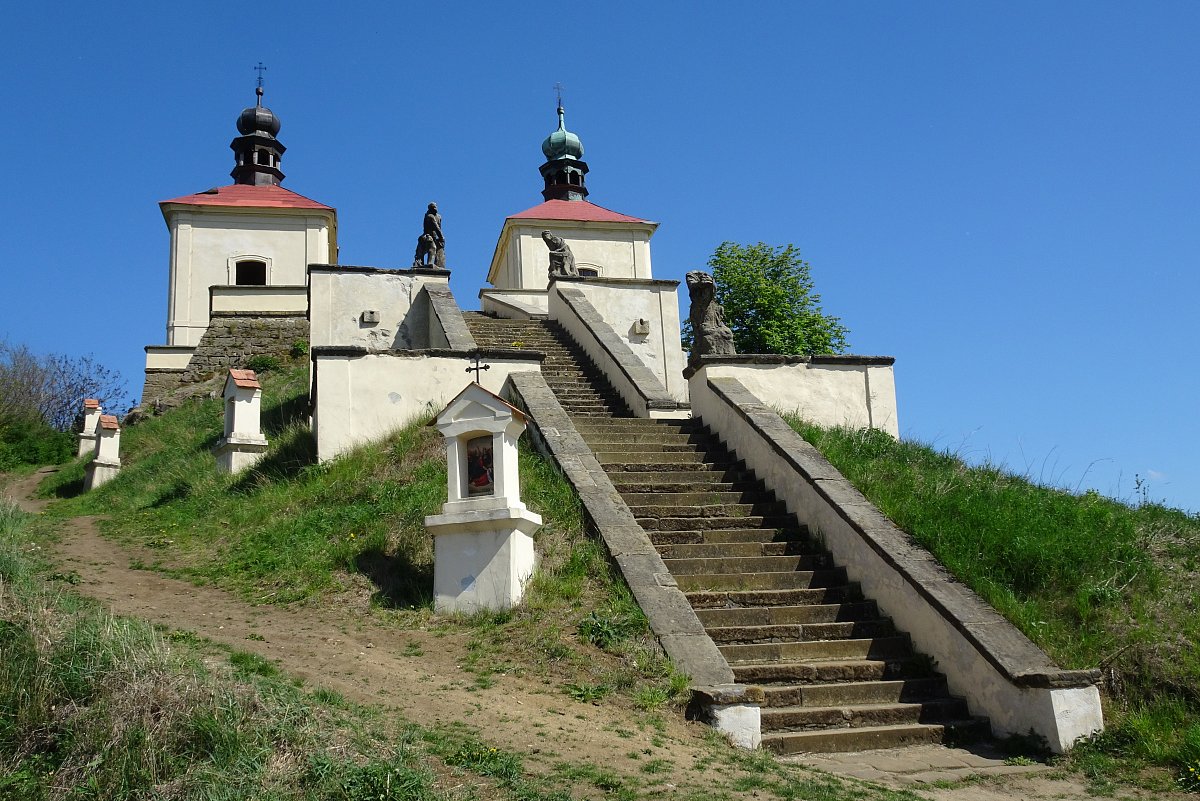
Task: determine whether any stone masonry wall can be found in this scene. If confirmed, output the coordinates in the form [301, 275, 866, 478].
[181, 311, 309, 382]
[140, 311, 310, 408]
[141, 370, 186, 405]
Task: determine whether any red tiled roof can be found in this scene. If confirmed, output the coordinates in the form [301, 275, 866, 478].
[228, 369, 261, 389]
[98, 414, 119, 431]
[508, 199, 649, 224]
[161, 183, 333, 211]
[83, 398, 100, 409]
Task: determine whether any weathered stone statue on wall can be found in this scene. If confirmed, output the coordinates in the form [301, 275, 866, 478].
[413, 202, 446, 269]
[542, 230, 579, 278]
[686, 270, 735, 366]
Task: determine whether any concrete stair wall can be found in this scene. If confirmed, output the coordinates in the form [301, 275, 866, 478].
[464, 312, 989, 753]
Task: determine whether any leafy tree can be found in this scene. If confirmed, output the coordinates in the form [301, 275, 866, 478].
[0, 339, 129, 433]
[685, 242, 849, 356]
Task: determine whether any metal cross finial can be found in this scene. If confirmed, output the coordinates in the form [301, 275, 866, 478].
[553, 82, 565, 108]
[254, 62, 267, 89]
[466, 353, 491, 383]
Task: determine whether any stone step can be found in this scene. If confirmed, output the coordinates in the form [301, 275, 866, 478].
[630, 502, 786, 519]
[594, 451, 710, 464]
[648, 527, 807, 546]
[607, 469, 746, 485]
[731, 657, 924, 685]
[705, 618, 896, 645]
[621, 491, 771, 506]
[587, 440, 711, 453]
[662, 554, 827, 575]
[685, 584, 863, 609]
[571, 418, 701, 431]
[639, 515, 793, 531]
[694, 602, 879, 627]
[761, 719, 988, 755]
[761, 697, 971, 732]
[674, 567, 848, 592]
[605, 463, 737, 476]
[613, 481, 739, 494]
[655, 540, 811, 559]
[582, 432, 710, 446]
[718, 635, 912, 664]
[759, 677, 949, 708]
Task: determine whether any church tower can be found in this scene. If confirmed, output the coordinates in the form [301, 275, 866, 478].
[143, 79, 338, 404]
[483, 102, 658, 317]
[154, 83, 337, 347]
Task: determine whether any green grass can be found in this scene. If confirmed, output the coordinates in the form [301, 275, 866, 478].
[788, 419, 1200, 790]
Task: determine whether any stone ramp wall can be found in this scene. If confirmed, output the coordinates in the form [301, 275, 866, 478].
[687, 370, 1105, 753]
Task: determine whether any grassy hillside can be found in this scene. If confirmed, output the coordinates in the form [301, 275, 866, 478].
[1, 368, 935, 800]
[35, 366, 687, 708]
[789, 419, 1200, 793]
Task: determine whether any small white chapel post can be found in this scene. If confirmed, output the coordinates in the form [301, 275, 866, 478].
[77, 398, 102, 457]
[425, 382, 542, 613]
[213, 369, 269, 473]
[83, 415, 122, 491]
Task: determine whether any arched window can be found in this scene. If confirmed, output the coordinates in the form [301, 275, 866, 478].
[235, 259, 267, 286]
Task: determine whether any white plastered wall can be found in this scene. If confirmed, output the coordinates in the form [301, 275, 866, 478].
[165, 208, 333, 345]
[309, 270, 449, 350]
[567, 280, 687, 403]
[487, 219, 657, 292]
[701, 362, 899, 437]
[313, 355, 541, 461]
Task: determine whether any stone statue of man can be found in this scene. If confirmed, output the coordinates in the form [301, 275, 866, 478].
[413, 202, 446, 269]
[686, 270, 735, 365]
[542, 230, 579, 278]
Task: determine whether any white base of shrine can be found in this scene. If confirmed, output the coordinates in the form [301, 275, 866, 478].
[84, 459, 121, 491]
[214, 435, 269, 474]
[426, 506, 542, 613]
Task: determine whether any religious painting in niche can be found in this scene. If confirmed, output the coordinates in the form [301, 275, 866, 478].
[466, 435, 494, 496]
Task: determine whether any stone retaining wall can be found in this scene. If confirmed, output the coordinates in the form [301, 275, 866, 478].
[141, 369, 186, 405]
[181, 311, 309, 382]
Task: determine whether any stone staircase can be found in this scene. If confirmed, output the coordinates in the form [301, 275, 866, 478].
[463, 312, 987, 753]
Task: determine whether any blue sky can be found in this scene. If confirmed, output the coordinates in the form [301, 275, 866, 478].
[2, 2, 1196, 512]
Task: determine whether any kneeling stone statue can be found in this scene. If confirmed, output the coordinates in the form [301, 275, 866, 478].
[542, 230, 579, 278]
[686, 270, 735, 366]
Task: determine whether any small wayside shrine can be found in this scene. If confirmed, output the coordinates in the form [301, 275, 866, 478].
[424, 382, 542, 613]
[213, 369, 269, 473]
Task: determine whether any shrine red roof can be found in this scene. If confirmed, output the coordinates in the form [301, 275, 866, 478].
[228, 369, 261, 389]
[160, 183, 333, 211]
[508, 199, 650, 224]
[83, 398, 100, 409]
[98, 415, 119, 431]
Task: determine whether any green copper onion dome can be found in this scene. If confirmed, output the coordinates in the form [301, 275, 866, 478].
[541, 104, 584, 161]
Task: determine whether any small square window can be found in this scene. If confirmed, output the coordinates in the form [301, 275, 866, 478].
[235, 260, 267, 285]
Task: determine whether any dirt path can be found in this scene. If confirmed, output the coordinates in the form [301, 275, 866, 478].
[4, 471, 1160, 800]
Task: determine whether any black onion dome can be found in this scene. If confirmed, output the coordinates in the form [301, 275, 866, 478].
[236, 89, 280, 136]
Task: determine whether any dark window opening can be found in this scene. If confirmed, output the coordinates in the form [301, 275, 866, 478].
[235, 260, 267, 286]
[578, 267, 599, 277]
